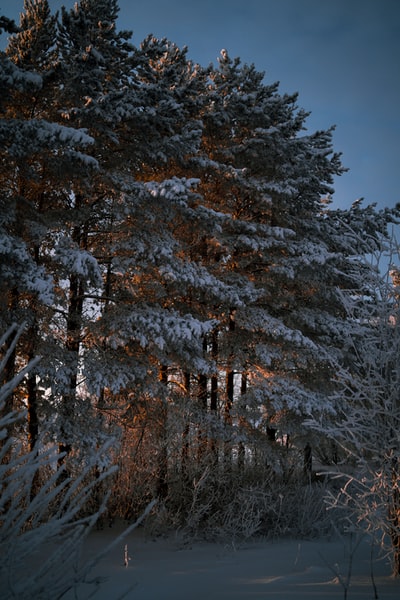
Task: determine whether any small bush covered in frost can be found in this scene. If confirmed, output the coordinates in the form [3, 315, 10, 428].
[0, 325, 115, 599]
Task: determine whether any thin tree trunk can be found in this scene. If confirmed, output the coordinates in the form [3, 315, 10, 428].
[59, 212, 87, 465]
[157, 365, 169, 500]
[197, 337, 208, 460]
[303, 442, 312, 480]
[59, 271, 84, 459]
[181, 372, 190, 475]
[0, 318, 18, 462]
[26, 314, 39, 454]
[26, 321, 40, 499]
[197, 371, 208, 460]
[210, 330, 219, 464]
[224, 369, 234, 466]
[0, 290, 19, 425]
[224, 313, 235, 466]
[237, 373, 247, 470]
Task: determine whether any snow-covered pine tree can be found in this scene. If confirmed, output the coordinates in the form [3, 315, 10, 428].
[194, 49, 399, 478]
[6, 0, 58, 74]
[38, 0, 134, 462]
[4, 0, 139, 469]
[0, 3, 98, 468]
[84, 37, 258, 508]
[183, 50, 336, 471]
[2, 1, 220, 511]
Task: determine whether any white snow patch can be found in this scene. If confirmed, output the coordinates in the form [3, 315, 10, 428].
[59, 528, 399, 600]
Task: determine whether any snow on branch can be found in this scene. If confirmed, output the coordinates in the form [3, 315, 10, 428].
[0, 119, 95, 159]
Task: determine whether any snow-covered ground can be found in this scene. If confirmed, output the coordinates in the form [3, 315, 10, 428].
[65, 525, 400, 599]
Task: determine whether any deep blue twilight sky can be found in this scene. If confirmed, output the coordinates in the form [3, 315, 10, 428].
[1, 0, 399, 213]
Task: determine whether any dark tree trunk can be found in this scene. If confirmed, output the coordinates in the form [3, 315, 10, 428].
[27, 370, 41, 501]
[59, 270, 84, 461]
[0, 291, 19, 424]
[237, 373, 247, 470]
[157, 365, 169, 500]
[224, 313, 235, 466]
[197, 371, 208, 459]
[303, 442, 312, 479]
[210, 330, 218, 463]
[59, 214, 87, 463]
[26, 316, 40, 454]
[181, 372, 190, 475]
[27, 374, 39, 451]
[197, 336, 208, 460]
[0, 319, 18, 461]
[224, 369, 234, 465]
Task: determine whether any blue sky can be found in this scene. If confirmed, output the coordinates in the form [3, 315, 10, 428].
[1, 0, 399, 212]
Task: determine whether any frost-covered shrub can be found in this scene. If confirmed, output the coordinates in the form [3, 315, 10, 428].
[306, 252, 400, 576]
[0, 325, 115, 599]
[146, 460, 334, 543]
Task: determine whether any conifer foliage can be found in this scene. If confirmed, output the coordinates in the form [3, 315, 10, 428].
[1, 0, 400, 579]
